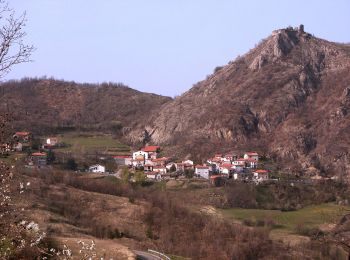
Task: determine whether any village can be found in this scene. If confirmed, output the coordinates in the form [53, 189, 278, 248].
[1, 131, 270, 185]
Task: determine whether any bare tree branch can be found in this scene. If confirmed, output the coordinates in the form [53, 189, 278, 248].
[0, 0, 34, 79]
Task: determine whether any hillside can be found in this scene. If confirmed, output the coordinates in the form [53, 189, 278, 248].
[0, 78, 171, 135]
[128, 25, 350, 177]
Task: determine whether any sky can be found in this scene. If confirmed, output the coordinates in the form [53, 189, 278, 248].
[5, 0, 350, 97]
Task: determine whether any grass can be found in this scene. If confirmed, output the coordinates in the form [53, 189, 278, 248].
[0, 153, 25, 165]
[55, 133, 130, 155]
[221, 203, 350, 233]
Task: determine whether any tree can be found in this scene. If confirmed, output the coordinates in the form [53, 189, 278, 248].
[65, 158, 77, 171]
[120, 166, 131, 183]
[134, 171, 146, 183]
[169, 164, 176, 172]
[46, 150, 55, 164]
[0, 0, 34, 78]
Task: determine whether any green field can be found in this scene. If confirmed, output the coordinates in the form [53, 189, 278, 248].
[221, 203, 350, 233]
[55, 133, 130, 155]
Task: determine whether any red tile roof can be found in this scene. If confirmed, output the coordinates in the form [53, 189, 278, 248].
[210, 174, 226, 179]
[254, 170, 268, 174]
[220, 164, 233, 169]
[32, 152, 46, 157]
[196, 165, 209, 169]
[15, 131, 30, 136]
[245, 158, 258, 162]
[143, 146, 160, 152]
[152, 157, 169, 162]
[246, 152, 258, 156]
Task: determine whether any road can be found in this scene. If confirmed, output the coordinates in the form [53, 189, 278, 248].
[133, 250, 163, 260]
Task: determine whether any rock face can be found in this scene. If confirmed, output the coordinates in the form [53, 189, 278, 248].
[129, 26, 350, 176]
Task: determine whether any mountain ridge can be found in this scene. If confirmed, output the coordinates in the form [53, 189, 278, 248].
[127, 25, 350, 177]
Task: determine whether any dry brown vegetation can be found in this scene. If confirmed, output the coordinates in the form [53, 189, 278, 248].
[16, 168, 350, 259]
[0, 78, 171, 136]
[18, 169, 279, 259]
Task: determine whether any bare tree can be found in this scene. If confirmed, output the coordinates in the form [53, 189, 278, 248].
[0, 0, 34, 79]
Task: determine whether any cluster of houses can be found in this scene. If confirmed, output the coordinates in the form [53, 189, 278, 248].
[112, 146, 269, 183]
[2, 131, 269, 183]
[113, 146, 195, 180]
[195, 152, 269, 183]
[0, 132, 59, 167]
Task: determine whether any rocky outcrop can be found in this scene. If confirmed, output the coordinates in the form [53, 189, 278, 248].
[129, 26, 350, 177]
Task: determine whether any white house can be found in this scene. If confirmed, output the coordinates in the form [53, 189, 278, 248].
[89, 164, 105, 173]
[146, 172, 161, 180]
[233, 159, 246, 167]
[232, 164, 244, 173]
[253, 170, 269, 181]
[245, 158, 258, 168]
[219, 164, 233, 175]
[244, 152, 259, 161]
[132, 150, 148, 160]
[195, 165, 210, 179]
[46, 137, 59, 146]
[153, 166, 167, 174]
[182, 160, 194, 165]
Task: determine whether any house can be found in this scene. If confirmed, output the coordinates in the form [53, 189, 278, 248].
[253, 169, 269, 181]
[195, 165, 210, 179]
[142, 146, 160, 159]
[244, 152, 259, 161]
[144, 163, 154, 172]
[219, 163, 234, 176]
[233, 158, 247, 167]
[46, 137, 59, 146]
[114, 155, 132, 166]
[245, 158, 258, 168]
[13, 132, 31, 142]
[132, 151, 148, 167]
[232, 164, 244, 173]
[182, 160, 194, 166]
[146, 172, 161, 180]
[153, 166, 167, 174]
[152, 157, 170, 166]
[89, 164, 106, 173]
[172, 160, 194, 172]
[166, 163, 176, 172]
[133, 150, 148, 160]
[13, 142, 23, 152]
[224, 153, 238, 162]
[31, 152, 47, 166]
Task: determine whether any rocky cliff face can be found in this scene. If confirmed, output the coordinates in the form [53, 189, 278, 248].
[129, 26, 350, 177]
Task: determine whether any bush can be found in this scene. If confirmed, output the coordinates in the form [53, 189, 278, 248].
[65, 158, 77, 171]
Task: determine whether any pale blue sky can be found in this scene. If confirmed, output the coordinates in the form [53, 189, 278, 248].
[5, 0, 350, 96]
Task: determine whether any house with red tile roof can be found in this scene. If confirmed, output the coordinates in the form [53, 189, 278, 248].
[244, 152, 259, 161]
[219, 163, 234, 175]
[253, 169, 269, 181]
[13, 131, 32, 142]
[31, 152, 47, 166]
[142, 145, 160, 159]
